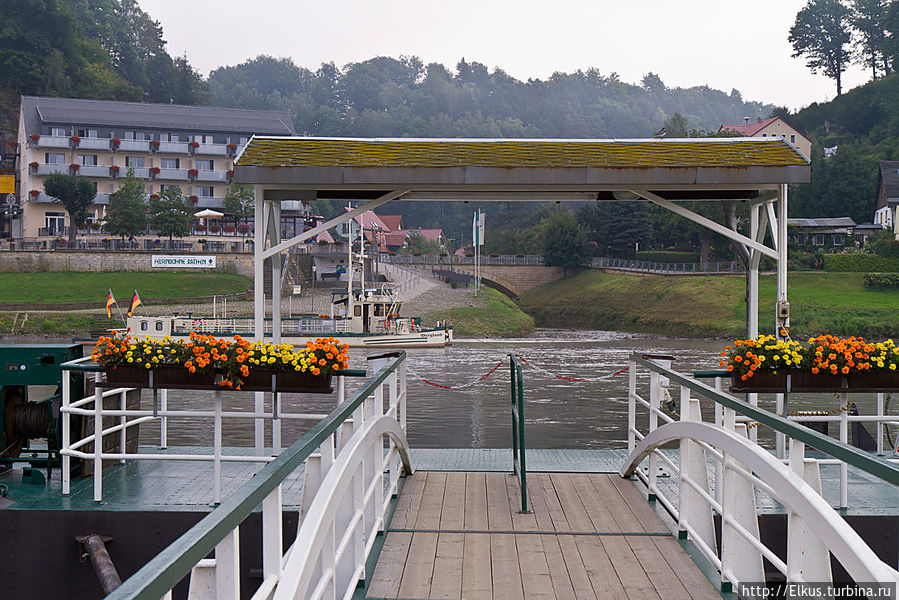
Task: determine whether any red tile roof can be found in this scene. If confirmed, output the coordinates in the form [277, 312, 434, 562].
[720, 117, 779, 136]
[379, 215, 403, 232]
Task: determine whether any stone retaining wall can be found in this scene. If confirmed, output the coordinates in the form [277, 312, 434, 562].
[0, 251, 255, 277]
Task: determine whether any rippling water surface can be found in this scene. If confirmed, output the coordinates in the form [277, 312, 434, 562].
[136, 330, 882, 450]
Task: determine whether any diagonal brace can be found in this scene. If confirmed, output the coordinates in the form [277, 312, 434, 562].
[632, 190, 778, 260]
[262, 189, 411, 260]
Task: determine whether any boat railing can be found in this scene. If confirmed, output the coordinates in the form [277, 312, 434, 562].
[509, 353, 529, 513]
[60, 357, 367, 504]
[99, 352, 410, 600]
[624, 354, 899, 593]
[172, 316, 342, 336]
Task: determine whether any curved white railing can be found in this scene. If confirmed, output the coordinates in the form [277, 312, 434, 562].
[622, 421, 899, 587]
[625, 354, 899, 593]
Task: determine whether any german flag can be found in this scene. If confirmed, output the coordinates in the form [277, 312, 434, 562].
[127, 291, 141, 317]
[106, 290, 115, 319]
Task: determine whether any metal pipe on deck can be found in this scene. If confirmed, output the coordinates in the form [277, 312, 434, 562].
[76, 534, 122, 595]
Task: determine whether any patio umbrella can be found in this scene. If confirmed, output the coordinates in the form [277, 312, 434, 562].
[193, 209, 224, 219]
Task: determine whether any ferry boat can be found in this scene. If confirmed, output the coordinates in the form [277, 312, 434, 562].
[126, 283, 453, 348]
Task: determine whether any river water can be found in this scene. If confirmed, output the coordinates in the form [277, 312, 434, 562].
[135, 330, 883, 451]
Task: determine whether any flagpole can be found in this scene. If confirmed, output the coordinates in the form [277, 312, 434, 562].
[135, 289, 149, 317]
[110, 288, 127, 326]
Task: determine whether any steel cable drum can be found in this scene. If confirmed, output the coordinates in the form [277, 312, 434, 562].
[1, 386, 44, 458]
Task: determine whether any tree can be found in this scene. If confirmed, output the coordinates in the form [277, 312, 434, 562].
[789, 0, 853, 96]
[849, 0, 891, 78]
[149, 186, 191, 240]
[222, 183, 254, 228]
[400, 231, 443, 254]
[105, 168, 147, 239]
[540, 207, 588, 270]
[43, 172, 96, 244]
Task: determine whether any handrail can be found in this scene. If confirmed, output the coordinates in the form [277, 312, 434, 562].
[509, 353, 528, 513]
[632, 354, 899, 485]
[106, 352, 407, 600]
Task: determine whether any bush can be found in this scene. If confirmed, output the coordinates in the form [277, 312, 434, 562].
[864, 273, 899, 289]
[823, 254, 899, 272]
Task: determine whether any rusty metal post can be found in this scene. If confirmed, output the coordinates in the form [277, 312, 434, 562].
[77, 534, 122, 594]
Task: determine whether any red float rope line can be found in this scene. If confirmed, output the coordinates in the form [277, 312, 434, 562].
[407, 358, 629, 389]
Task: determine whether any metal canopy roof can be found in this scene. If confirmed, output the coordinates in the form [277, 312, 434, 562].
[234, 136, 810, 200]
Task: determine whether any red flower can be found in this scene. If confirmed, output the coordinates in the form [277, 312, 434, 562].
[188, 168, 199, 178]
[70, 163, 80, 171]
[189, 195, 199, 203]
[150, 140, 160, 149]
[227, 143, 238, 151]
[189, 141, 200, 149]
[149, 167, 161, 175]
[28, 161, 38, 169]
[29, 133, 40, 141]
[110, 137, 121, 146]
[226, 170, 234, 179]
[109, 165, 120, 174]
[70, 135, 81, 144]
[29, 189, 40, 197]
[149, 193, 160, 200]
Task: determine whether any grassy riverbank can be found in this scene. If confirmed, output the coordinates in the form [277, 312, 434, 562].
[519, 270, 899, 339]
[422, 287, 535, 338]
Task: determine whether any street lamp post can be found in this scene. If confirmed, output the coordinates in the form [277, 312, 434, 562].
[311, 263, 316, 314]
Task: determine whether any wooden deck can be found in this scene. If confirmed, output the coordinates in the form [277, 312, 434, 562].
[366, 472, 720, 600]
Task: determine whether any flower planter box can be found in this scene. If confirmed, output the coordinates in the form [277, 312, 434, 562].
[239, 369, 334, 393]
[732, 370, 899, 393]
[105, 365, 216, 389]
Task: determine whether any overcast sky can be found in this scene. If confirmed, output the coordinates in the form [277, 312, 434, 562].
[138, 0, 869, 111]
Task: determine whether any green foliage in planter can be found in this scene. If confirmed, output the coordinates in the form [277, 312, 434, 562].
[865, 273, 899, 289]
[822, 253, 899, 272]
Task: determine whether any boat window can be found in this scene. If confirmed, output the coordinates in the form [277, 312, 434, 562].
[140, 321, 148, 331]
[354, 305, 362, 317]
[374, 304, 384, 316]
[156, 321, 164, 331]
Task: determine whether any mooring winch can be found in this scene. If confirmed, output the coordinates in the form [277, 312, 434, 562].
[0, 344, 84, 482]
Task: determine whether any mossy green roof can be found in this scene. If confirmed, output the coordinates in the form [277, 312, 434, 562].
[236, 137, 809, 169]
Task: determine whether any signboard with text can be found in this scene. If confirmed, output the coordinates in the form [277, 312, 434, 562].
[151, 255, 216, 268]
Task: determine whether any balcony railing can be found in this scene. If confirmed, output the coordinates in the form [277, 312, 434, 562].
[195, 170, 229, 182]
[78, 138, 111, 151]
[35, 136, 70, 149]
[77, 165, 111, 178]
[197, 143, 229, 156]
[36, 164, 69, 176]
[125, 167, 150, 179]
[156, 141, 189, 153]
[38, 226, 69, 237]
[156, 168, 188, 180]
[118, 140, 150, 152]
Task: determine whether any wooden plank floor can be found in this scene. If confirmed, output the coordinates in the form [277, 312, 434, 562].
[366, 472, 720, 600]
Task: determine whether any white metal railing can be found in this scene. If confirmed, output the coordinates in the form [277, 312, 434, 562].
[60, 357, 359, 503]
[104, 353, 410, 600]
[625, 355, 899, 593]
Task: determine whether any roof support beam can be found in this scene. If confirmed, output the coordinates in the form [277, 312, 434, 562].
[261, 189, 410, 260]
[632, 189, 779, 261]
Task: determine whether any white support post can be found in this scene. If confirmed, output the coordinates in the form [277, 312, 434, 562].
[748, 203, 760, 339]
[776, 393, 786, 459]
[839, 394, 849, 508]
[787, 439, 833, 583]
[627, 359, 637, 453]
[877, 393, 885, 455]
[272, 393, 282, 456]
[776, 184, 789, 335]
[62, 369, 72, 495]
[213, 390, 222, 505]
[254, 185, 265, 456]
[679, 393, 716, 554]
[262, 485, 283, 583]
[160, 388, 168, 449]
[720, 423, 765, 589]
[270, 200, 282, 344]
[93, 376, 103, 502]
[215, 528, 240, 600]
[648, 370, 660, 498]
[119, 390, 127, 464]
